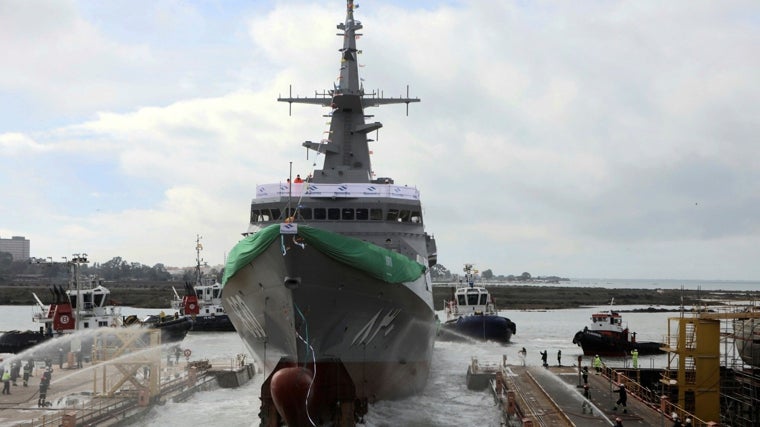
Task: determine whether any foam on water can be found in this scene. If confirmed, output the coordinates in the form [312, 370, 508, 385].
[0, 302, 726, 426]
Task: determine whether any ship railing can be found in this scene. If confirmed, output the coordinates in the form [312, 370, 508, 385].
[27, 396, 137, 427]
[256, 182, 420, 200]
[602, 366, 710, 427]
[32, 305, 48, 322]
[660, 400, 710, 427]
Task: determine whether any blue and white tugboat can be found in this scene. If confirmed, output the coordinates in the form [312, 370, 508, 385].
[437, 264, 516, 343]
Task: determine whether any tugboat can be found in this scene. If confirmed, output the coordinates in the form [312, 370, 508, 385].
[220, 1, 437, 425]
[0, 329, 51, 355]
[0, 254, 191, 355]
[572, 299, 665, 357]
[171, 236, 235, 332]
[437, 264, 516, 343]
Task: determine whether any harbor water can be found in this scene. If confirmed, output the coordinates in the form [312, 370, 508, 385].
[1, 279, 756, 426]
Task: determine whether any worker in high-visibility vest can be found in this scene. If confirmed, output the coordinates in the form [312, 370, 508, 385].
[631, 348, 639, 369]
[1, 370, 11, 395]
[593, 354, 602, 374]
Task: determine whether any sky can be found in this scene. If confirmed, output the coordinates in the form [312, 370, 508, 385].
[1, 1, 759, 280]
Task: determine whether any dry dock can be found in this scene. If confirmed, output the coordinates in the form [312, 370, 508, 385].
[469, 358, 701, 426]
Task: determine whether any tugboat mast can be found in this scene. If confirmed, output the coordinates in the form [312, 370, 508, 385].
[195, 235, 204, 285]
[278, 0, 419, 184]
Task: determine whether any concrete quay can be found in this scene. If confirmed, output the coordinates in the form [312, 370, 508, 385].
[481, 362, 681, 426]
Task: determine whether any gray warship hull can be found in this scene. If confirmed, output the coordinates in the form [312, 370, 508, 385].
[223, 238, 435, 400]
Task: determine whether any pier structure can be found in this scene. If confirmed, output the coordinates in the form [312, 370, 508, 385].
[469, 356, 701, 426]
[473, 303, 760, 426]
[0, 328, 254, 427]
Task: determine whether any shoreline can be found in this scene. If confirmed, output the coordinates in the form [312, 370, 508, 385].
[1, 282, 757, 310]
[432, 284, 760, 310]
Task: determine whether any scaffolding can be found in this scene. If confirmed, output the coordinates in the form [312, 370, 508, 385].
[90, 327, 163, 403]
[661, 302, 760, 426]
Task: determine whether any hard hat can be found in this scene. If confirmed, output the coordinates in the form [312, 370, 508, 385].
[672, 412, 678, 419]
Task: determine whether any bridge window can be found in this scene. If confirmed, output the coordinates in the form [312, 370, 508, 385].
[387, 209, 399, 221]
[255, 209, 278, 222]
[467, 293, 479, 305]
[342, 208, 355, 220]
[480, 294, 488, 305]
[411, 211, 422, 223]
[299, 208, 312, 220]
[314, 208, 326, 220]
[370, 208, 383, 220]
[399, 210, 411, 222]
[328, 208, 340, 220]
[356, 208, 368, 220]
[457, 295, 466, 306]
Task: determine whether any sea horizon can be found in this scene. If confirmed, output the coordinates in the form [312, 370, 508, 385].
[433, 277, 760, 292]
[567, 277, 760, 291]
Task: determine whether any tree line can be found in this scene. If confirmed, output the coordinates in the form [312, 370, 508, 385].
[429, 264, 567, 283]
[0, 252, 219, 284]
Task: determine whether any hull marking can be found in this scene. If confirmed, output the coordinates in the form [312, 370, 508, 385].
[227, 294, 267, 339]
[352, 309, 382, 345]
[352, 308, 401, 346]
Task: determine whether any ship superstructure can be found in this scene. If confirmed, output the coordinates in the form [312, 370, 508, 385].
[221, 1, 437, 425]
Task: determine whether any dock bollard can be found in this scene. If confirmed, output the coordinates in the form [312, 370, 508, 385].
[187, 366, 198, 386]
[507, 390, 517, 415]
[61, 411, 77, 427]
[659, 395, 669, 414]
[138, 387, 150, 407]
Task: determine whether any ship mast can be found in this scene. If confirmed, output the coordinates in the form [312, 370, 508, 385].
[278, 0, 419, 184]
[195, 235, 203, 286]
[69, 254, 88, 330]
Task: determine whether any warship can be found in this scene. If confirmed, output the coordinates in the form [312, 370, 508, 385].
[221, 1, 437, 425]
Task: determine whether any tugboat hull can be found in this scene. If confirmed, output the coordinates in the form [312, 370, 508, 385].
[189, 315, 235, 332]
[572, 330, 665, 357]
[437, 315, 516, 343]
[0, 330, 52, 354]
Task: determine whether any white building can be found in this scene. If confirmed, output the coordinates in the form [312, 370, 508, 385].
[0, 235, 30, 261]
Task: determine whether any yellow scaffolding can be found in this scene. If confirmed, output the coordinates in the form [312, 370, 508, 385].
[662, 305, 760, 423]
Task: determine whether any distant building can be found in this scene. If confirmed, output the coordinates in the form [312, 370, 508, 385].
[0, 235, 31, 261]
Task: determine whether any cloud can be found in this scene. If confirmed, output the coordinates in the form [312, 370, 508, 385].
[2, 1, 759, 279]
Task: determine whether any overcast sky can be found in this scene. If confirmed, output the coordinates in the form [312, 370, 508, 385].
[1, 1, 759, 280]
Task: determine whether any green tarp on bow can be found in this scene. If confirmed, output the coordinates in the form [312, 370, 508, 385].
[222, 223, 426, 286]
